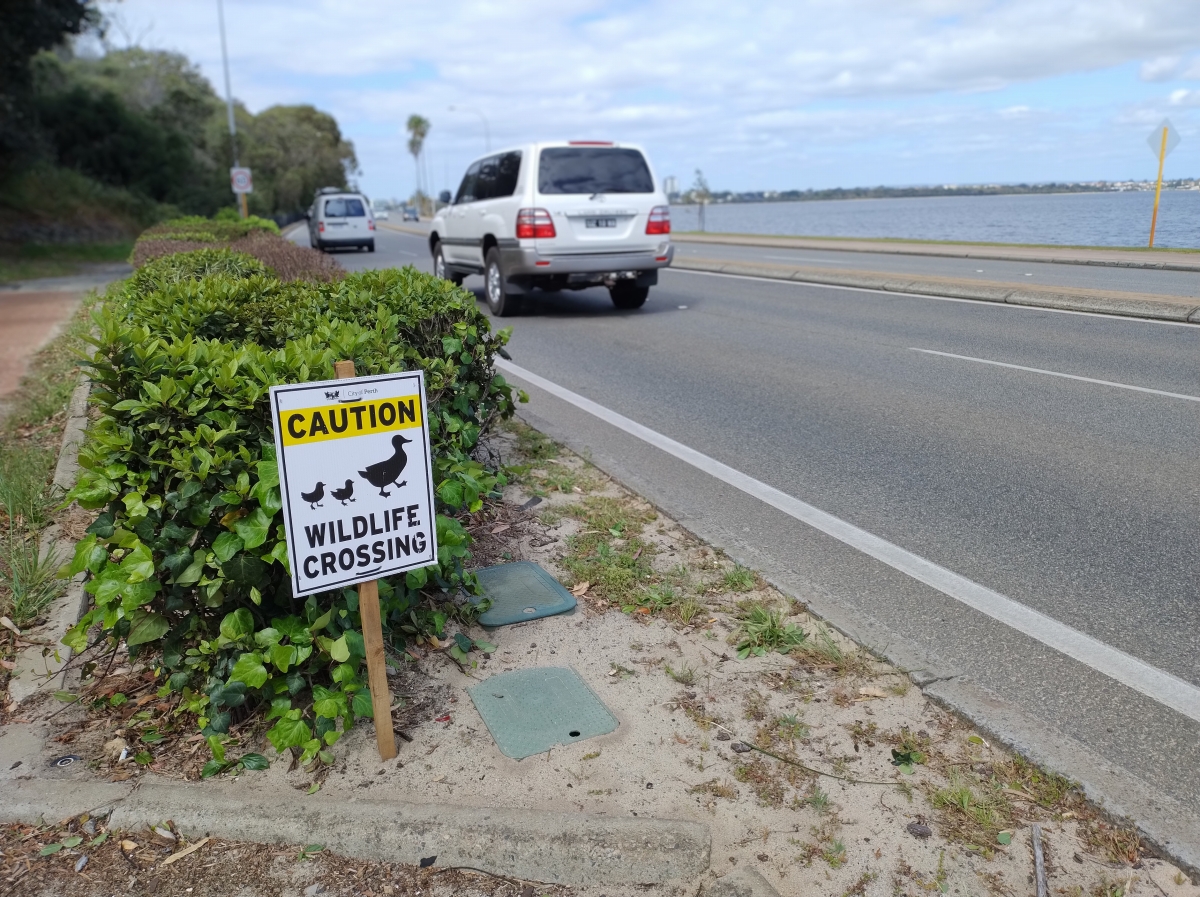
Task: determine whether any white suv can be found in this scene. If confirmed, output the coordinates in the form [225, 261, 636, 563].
[307, 189, 376, 252]
[429, 141, 673, 315]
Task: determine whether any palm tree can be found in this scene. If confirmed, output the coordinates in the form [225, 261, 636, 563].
[406, 115, 431, 213]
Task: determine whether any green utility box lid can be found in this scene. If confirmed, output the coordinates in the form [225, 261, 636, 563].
[471, 561, 576, 627]
[468, 666, 619, 760]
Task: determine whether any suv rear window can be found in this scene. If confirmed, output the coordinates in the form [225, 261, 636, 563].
[538, 147, 653, 194]
[325, 197, 366, 217]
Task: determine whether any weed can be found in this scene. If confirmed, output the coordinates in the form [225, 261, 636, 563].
[743, 690, 769, 721]
[841, 871, 877, 897]
[822, 838, 847, 869]
[623, 583, 677, 615]
[775, 713, 809, 743]
[582, 751, 600, 761]
[665, 663, 696, 686]
[794, 624, 874, 677]
[537, 507, 563, 526]
[805, 786, 831, 815]
[735, 604, 806, 658]
[722, 564, 756, 592]
[609, 663, 636, 679]
[563, 535, 655, 605]
[1080, 819, 1142, 865]
[931, 774, 1011, 851]
[508, 419, 559, 461]
[0, 536, 65, 625]
[734, 757, 787, 807]
[689, 778, 738, 800]
[676, 597, 703, 625]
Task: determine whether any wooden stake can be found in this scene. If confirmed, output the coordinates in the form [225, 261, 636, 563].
[335, 359, 397, 760]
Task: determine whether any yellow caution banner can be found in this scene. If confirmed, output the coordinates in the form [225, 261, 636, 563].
[280, 397, 422, 447]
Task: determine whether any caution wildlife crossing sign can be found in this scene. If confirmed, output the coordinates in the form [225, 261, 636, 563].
[269, 371, 437, 598]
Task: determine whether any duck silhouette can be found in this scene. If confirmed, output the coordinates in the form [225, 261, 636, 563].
[358, 434, 412, 498]
[330, 479, 355, 505]
[300, 482, 325, 509]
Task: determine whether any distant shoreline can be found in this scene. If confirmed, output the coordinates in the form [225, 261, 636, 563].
[670, 182, 1200, 205]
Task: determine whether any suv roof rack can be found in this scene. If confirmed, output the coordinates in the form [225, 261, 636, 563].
[316, 186, 345, 195]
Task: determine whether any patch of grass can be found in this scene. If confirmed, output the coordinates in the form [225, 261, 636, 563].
[675, 597, 703, 625]
[569, 495, 656, 535]
[665, 663, 696, 686]
[722, 564, 756, 592]
[841, 871, 877, 897]
[622, 583, 677, 615]
[504, 418, 559, 462]
[774, 713, 809, 743]
[0, 534, 64, 626]
[563, 535, 655, 605]
[805, 785, 831, 815]
[1080, 819, 1142, 865]
[735, 603, 807, 658]
[930, 774, 1012, 852]
[0, 241, 133, 285]
[794, 624, 875, 677]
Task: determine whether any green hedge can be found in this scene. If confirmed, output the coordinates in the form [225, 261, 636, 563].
[63, 248, 518, 770]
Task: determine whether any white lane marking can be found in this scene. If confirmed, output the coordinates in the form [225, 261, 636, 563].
[665, 268, 1200, 329]
[912, 348, 1200, 403]
[496, 358, 1200, 723]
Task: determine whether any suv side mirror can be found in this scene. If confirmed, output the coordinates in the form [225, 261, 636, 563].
[438, 190, 452, 204]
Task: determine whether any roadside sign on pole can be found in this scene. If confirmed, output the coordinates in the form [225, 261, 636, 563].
[269, 371, 438, 598]
[230, 167, 253, 194]
[1145, 119, 1181, 248]
[1146, 119, 1181, 159]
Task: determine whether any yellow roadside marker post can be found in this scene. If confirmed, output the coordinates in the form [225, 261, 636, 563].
[334, 359, 396, 760]
[1146, 119, 1180, 249]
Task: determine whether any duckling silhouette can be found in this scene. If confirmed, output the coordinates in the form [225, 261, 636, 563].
[358, 434, 412, 498]
[330, 479, 355, 505]
[300, 482, 325, 509]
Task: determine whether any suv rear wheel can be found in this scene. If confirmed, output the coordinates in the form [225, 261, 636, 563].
[609, 281, 649, 309]
[433, 243, 463, 286]
[485, 247, 521, 316]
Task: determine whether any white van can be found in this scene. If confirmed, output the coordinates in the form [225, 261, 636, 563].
[429, 141, 673, 314]
[307, 189, 376, 252]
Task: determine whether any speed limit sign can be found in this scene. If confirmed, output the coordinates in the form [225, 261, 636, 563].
[230, 167, 253, 194]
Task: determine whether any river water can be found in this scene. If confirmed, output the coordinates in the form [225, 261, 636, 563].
[669, 190, 1200, 249]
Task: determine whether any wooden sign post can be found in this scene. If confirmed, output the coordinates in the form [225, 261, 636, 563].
[334, 359, 397, 760]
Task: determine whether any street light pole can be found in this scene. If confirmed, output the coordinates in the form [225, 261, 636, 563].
[448, 105, 490, 152]
[217, 0, 247, 218]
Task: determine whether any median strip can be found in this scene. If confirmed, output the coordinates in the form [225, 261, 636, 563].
[669, 255, 1200, 324]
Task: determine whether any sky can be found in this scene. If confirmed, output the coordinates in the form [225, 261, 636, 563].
[95, 0, 1200, 203]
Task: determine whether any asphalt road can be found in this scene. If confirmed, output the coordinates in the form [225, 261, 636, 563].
[294, 224, 1200, 855]
[674, 239, 1200, 298]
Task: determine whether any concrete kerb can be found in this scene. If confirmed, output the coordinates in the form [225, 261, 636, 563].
[7, 375, 92, 705]
[0, 774, 711, 886]
[671, 256, 1200, 324]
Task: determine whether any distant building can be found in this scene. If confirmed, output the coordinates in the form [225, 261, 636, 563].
[664, 175, 679, 199]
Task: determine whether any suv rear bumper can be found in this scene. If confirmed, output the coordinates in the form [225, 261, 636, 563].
[499, 243, 673, 277]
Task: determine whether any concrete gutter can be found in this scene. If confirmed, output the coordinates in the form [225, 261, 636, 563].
[671, 254, 1200, 324]
[673, 232, 1200, 272]
[0, 774, 710, 886]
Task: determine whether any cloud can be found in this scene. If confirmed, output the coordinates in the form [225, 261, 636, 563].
[97, 0, 1200, 194]
[1141, 56, 1182, 80]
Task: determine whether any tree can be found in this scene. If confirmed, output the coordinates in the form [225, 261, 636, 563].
[244, 105, 358, 216]
[406, 114, 430, 209]
[692, 169, 711, 231]
[1, 0, 95, 167]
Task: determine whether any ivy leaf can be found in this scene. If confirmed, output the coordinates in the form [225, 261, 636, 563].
[254, 627, 282, 649]
[239, 753, 270, 771]
[351, 688, 374, 719]
[453, 632, 473, 653]
[126, 609, 169, 646]
[329, 635, 350, 663]
[266, 712, 312, 752]
[212, 531, 244, 563]
[269, 644, 297, 673]
[474, 639, 497, 653]
[234, 507, 273, 550]
[219, 608, 255, 642]
[996, 831, 1013, 846]
[120, 543, 156, 583]
[200, 760, 227, 779]
[228, 651, 269, 689]
[173, 549, 206, 586]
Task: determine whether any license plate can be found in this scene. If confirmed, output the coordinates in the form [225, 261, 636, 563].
[585, 218, 617, 228]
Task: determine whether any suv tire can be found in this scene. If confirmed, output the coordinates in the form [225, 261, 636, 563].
[433, 243, 463, 286]
[609, 282, 649, 309]
[485, 247, 521, 316]
[366, 240, 375, 252]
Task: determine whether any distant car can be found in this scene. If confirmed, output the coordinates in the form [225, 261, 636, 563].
[402, 206, 419, 221]
[307, 190, 375, 252]
[429, 140, 672, 315]
[376, 209, 389, 220]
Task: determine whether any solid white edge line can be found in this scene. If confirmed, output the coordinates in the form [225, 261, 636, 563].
[497, 358, 1200, 724]
[665, 267, 1200, 329]
[912, 348, 1200, 403]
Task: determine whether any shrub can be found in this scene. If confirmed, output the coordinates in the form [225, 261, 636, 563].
[63, 246, 518, 768]
[130, 222, 340, 282]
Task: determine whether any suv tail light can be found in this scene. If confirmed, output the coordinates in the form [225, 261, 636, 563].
[318, 221, 325, 233]
[645, 205, 670, 235]
[368, 220, 376, 230]
[516, 208, 556, 239]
